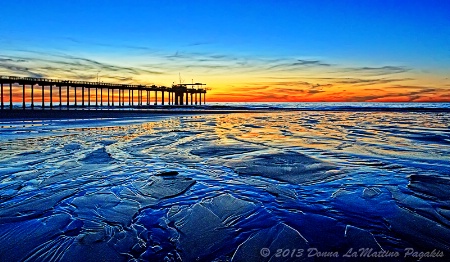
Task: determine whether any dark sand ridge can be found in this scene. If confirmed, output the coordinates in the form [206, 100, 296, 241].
[1, 103, 450, 121]
[0, 108, 273, 120]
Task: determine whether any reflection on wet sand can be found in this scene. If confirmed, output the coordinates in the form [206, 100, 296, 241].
[0, 111, 449, 261]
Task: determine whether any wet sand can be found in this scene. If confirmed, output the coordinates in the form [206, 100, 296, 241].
[0, 110, 449, 261]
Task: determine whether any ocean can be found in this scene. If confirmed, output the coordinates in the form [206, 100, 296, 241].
[0, 102, 449, 261]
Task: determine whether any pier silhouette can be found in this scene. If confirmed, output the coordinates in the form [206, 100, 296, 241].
[0, 76, 207, 110]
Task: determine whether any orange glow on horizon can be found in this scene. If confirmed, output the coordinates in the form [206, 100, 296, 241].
[2, 76, 450, 103]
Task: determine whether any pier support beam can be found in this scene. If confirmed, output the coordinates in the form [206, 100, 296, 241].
[101, 88, 103, 106]
[1, 83, 3, 110]
[195, 93, 198, 105]
[147, 90, 149, 105]
[82, 86, 85, 107]
[22, 84, 25, 109]
[118, 89, 120, 107]
[67, 86, 69, 110]
[154, 90, 157, 105]
[59, 86, 62, 108]
[204, 93, 206, 104]
[107, 88, 110, 106]
[191, 93, 193, 105]
[199, 93, 202, 105]
[42, 85, 45, 109]
[88, 87, 90, 107]
[74, 87, 77, 107]
[9, 83, 12, 110]
[162, 91, 165, 105]
[31, 84, 34, 109]
[138, 90, 140, 106]
[50, 85, 53, 109]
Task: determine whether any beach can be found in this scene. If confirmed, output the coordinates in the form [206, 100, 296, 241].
[0, 104, 449, 261]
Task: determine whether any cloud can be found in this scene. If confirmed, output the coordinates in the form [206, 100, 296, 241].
[0, 51, 165, 83]
[265, 59, 332, 72]
[62, 37, 159, 53]
[331, 78, 412, 86]
[344, 65, 410, 76]
[348, 85, 439, 102]
[306, 89, 325, 94]
[0, 62, 44, 78]
[141, 51, 337, 76]
[186, 41, 212, 47]
[221, 80, 333, 100]
[294, 59, 332, 67]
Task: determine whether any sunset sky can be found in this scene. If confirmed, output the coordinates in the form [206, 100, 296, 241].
[1, 0, 449, 102]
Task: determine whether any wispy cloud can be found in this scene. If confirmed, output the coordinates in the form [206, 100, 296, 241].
[263, 59, 332, 73]
[0, 61, 44, 78]
[348, 85, 441, 102]
[343, 65, 410, 76]
[0, 51, 165, 83]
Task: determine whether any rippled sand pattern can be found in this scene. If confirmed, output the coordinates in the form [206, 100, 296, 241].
[0, 111, 449, 261]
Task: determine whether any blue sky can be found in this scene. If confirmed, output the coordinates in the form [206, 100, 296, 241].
[1, 0, 449, 101]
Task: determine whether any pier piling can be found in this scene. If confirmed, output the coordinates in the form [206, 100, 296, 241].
[31, 84, 34, 109]
[1, 83, 3, 110]
[82, 87, 85, 107]
[50, 85, 53, 109]
[67, 86, 70, 110]
[22, 84, 25, 110]
[9, 83, 12, 110]
[59, 86, 62, 108]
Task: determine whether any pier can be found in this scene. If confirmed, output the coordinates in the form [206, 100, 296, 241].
[0, 76, 207, 110]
